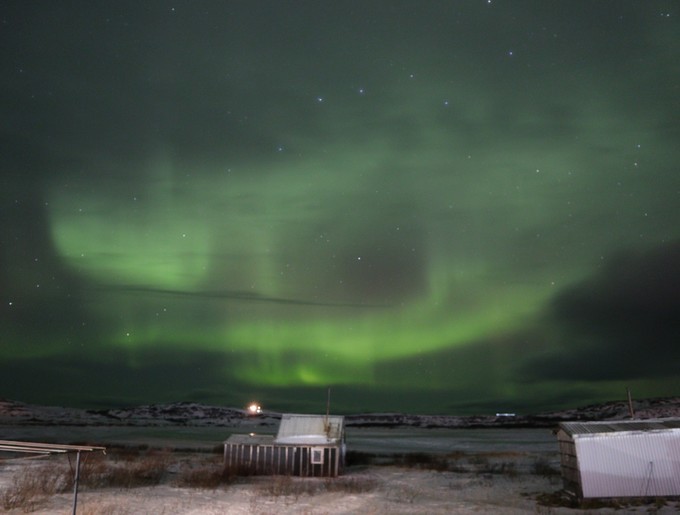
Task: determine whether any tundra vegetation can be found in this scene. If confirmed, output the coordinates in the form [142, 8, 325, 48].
[1, 446, 677, 513]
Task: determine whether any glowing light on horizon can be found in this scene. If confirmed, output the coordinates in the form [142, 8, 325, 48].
[247, 403, 262, 415]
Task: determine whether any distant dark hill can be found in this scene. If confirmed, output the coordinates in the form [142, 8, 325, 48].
[1, 396, 679, 429]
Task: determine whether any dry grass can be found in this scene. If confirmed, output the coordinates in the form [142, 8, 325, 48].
[0, 448, 175, 511]
[349, 449, 528, 477]
[221, 461, 260, 480]
[174, 456, 226, 489]
[257, 474, 378, 499]
[78, 448, 171, 488]
[2, 447, 563, 512]
[531, 456, 560, 478]
[534, 489, 678, 511]
[0, 462, 70, 512]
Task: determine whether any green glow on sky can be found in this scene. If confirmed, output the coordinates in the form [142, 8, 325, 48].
[49, 164, 213, 291]
[46, 151, 555, 392]
[96, 280, 546, 384]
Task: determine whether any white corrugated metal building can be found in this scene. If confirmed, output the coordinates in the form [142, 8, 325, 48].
[557, 419, 680, 499]
[224, 414, 345, 477]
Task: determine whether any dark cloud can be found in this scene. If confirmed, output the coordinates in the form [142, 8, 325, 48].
[525, 240, 680, 381]
[0, 187, 96, 349]
[0, 346, 234, 408]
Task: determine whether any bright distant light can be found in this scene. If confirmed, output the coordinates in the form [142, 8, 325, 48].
[247, 403, 262, 415]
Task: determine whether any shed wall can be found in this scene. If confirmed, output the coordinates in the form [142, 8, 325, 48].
[575, 431, 680, 498]
[223, 442, 342, 477]
[557, 429, 582, 497]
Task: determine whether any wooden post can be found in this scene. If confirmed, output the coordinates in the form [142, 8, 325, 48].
[627, 387, 635, 418]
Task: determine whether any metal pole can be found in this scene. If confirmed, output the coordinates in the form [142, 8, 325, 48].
[72, 450, 81, 515]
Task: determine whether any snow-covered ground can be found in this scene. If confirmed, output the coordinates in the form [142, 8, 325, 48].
[2, 398, 679, 513]
[1, 451, 677, 514]
[1, 425, 679, 514]
[3, 466, 558, 514]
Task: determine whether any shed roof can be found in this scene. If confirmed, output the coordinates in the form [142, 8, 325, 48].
[275, 414, 344, 445]
[559, 418, 680, 437]
[225, 434, 275, 446]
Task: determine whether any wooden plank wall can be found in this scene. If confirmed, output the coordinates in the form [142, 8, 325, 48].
[224, 443, 341, 477]
[557, 430, 582, 498]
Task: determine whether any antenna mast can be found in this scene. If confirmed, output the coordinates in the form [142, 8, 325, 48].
[627, 387, 635, 419]
[324, 386, 331, 435]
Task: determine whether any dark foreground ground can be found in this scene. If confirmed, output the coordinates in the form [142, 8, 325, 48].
[1, 425, 678, 514]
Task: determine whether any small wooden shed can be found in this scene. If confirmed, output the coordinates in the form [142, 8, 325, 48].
[224, 413, 345, 477]
[557, 418, 680, 499]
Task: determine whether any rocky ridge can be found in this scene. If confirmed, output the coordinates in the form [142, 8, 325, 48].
[1, 396, 679, 429]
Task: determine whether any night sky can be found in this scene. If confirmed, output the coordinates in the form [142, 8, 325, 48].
[1, 1, 679, 414]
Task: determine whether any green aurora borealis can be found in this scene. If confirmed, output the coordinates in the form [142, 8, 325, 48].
[1, 1, 679, 414]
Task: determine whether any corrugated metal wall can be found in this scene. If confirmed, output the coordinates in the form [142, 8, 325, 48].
[277, 414, 344, 442]
[574, 431, 680, 498]
[223, 442, 342, 477]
